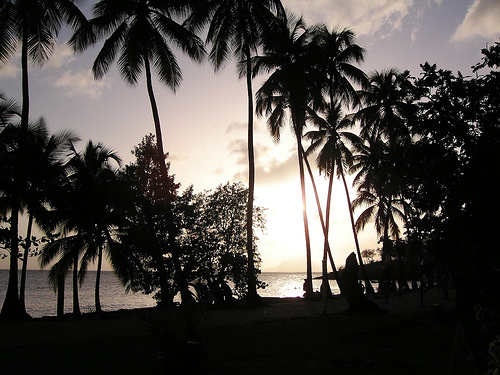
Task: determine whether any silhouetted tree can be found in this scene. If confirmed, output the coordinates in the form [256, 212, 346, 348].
[204, 0, 284, 306]
[305, 103, 374, 293]
[40, 140, 133, 314]
[0, 0, 85, 320]
[255, 13, 323, 298]
[69, 0, 205, 303]
[117, 134, 180, 306]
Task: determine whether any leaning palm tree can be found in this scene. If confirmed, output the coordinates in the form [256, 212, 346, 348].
[254, 13, 323, 298]
[204, 0, 284, 304]
[69, 0, 205, 304]
[305, 102, 375, 294]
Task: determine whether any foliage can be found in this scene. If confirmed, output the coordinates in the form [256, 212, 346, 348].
[119, 135, 266, 304]
[178, 182, 266, 300]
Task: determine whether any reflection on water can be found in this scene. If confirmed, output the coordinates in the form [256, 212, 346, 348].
[0, 270, 347, 318]
[259, 272, 340, 298]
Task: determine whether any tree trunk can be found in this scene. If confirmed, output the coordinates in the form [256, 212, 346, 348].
[144, 56, 191, 305]
[95, 243, 103, 314]
[21, 21, 29, 134]
[244, 49, 261, 305]
[301, 149, 343, 292]
[297, 137, 314, 298]
[73, 253, 81, 315]
[1, 199, 29, 320]
[20, 214, 33, 310]
[339, 168, 375, 294]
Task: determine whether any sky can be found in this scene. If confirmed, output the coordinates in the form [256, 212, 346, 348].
[1, 0, 499, 272]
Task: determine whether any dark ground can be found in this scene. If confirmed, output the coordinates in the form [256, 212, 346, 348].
[0, 290, 481, 374]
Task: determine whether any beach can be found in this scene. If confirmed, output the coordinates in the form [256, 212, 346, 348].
[0, 289, 477, 374]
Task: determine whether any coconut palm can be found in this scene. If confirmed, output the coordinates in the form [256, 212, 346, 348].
[254, 14, 323, 297]
[314, 26, 367, 108]
[40, 140, 134, 314]
[18, 120, 78, 310]
[0, 93, 20, 127]
[356, 69, 413, 147]
[305, 102, 375, 294]
[0, 0, 85, 320]
[350, 137, 404, 263]
[0, 0, 86, 133]
[69, 0, 204, 183]
[204, 0, 284, 304]
[69, 0, 205, 304]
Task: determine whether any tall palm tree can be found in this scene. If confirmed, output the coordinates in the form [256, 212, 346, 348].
[0, 0, 86, 132]
[0, 0, 86, 321]
[355, 69, 416, 264]
[69, 0, 205, 304]
[69, 0, 204, 184]
[255, 14, 323, 298]
[305, 102, 375, 294]
[204, 0, 284, 304]
[350, 137, 404, 263]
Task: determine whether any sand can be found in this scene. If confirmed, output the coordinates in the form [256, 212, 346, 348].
[0, 289, 479, 374]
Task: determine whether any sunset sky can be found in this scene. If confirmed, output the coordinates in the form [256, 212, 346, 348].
[1, 0, 499, 272]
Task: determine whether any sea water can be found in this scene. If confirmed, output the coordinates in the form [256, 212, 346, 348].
[0, 270, 339, 318]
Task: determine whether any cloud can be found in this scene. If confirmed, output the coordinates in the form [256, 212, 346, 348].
[283, 0, 414, 37]
[0, 62, 19, 79]
[452, 0, 500, 42]
[44, 43, 76, 69]
[50, 69, 110, 99]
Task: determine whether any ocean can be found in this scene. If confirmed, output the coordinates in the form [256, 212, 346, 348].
[0, 270, 339, 318]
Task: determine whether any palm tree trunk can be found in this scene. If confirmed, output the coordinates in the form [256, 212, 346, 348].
[143, 55, 192, 304]
[73, 254, 81, 315]
[95, 243, 103, 313]
[297, 137, 314, 298]
[382, 195, 393, 264]
[0, 198, 28, 320]
[20, 214, 33, 310]
[21, 20, 29, 134]
[245, 49, 260, 305]
[301, 148, 342, 291]
[339, 168, 375, 294]
[143, 54, 169, 182]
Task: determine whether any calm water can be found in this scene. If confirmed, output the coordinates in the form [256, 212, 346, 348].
[0, 270, 338, 318]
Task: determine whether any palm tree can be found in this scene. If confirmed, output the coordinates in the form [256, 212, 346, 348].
[305, 102, 375, 294]
[0, 0, 86, 320]
[356, 69, 413, 147]
[69, 0, 205, 304]
[0, 0, 86, 133]
[0, 93, 20, 127]
[350, 137, 405, 264]
[18, 120, 79, 311]
[40, 140, 134, 314]
[204, 0, 284, 304]
[255, 14, 323, 298]
[314, 26, 367, 108]
[69, 0, 204, 184]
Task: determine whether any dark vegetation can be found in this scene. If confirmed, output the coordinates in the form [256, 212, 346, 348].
[0, 0, 499, 373]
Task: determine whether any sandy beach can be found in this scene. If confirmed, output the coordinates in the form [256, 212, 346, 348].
[0, 289, 478, 374]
